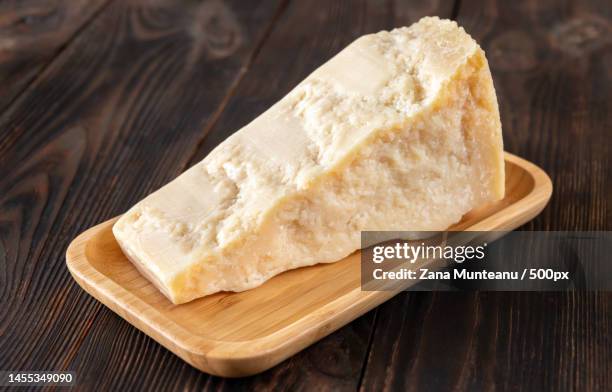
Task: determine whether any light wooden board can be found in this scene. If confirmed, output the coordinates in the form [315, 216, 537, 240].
[66, 152, 552, 377]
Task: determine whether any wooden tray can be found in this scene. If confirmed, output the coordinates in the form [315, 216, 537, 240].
[66, 152, 552, 377]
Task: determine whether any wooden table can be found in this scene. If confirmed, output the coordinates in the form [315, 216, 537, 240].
[1, 0, 610, 390]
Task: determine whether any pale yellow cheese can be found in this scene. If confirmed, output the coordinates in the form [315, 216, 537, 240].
[113, 17, 504, 304]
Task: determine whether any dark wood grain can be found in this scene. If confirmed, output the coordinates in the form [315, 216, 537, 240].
[63, 1, 454, 391]
[459, 0, 611, 232]
[361, 292, 612, 391]
[0, 0, 112, 112]
[360, 0, 612, 390]
[0, 0, 282, 378]
[0, 0, 610, 390]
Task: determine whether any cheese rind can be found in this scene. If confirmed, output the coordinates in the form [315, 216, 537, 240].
[113, 17, 504, 304]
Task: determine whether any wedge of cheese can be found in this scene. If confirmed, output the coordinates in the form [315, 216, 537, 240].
[113, 17, 504, 304]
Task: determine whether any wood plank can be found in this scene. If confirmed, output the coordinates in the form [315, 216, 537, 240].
[360, 0, 612, 390]
[361, 291, 612, 391]
[64, 0, 455, 389]
[0, 0, 282, 375]
[0, 0, 111, 112]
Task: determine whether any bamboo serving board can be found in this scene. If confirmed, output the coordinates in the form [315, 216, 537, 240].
[66, 152, 552, 377]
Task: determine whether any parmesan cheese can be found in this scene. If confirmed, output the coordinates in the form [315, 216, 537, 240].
[113, 17, 504, 304]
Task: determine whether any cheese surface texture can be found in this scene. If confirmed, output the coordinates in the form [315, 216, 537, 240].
[113, 17, 504, 304]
